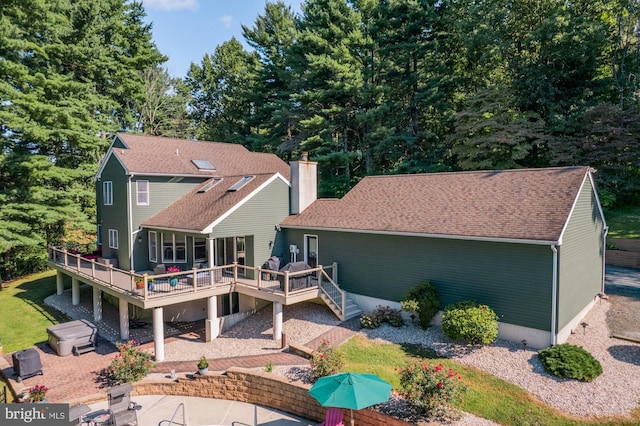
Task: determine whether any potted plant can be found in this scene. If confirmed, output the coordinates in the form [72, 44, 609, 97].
[197, 355, 209, 375]
[135, 277, 145, 291]
[28, 384, 48, 403]
[167, 265, 180, 287]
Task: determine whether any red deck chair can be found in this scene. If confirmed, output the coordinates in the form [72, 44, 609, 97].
[319, 407, 344, 426]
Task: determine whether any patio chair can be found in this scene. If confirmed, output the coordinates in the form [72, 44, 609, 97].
[68, 404, 90, 425]
[107, 383, 138, 426]
[319, 407, 344, 426]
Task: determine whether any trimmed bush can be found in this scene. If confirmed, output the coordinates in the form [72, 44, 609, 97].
[402, 281, 440, 329]
[360, 305, 404, 328]
[441, 301, 498, 345]
[538, 343, 603, 382]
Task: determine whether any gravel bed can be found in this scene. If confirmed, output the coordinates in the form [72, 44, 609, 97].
[46, 288, 639, 422]
[360, 299, 640, 420]
[160, 302, 341, 361]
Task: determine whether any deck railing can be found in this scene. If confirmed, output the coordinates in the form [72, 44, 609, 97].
[47, 246, 337, 305]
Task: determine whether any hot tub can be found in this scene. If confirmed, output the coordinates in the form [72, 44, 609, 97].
[47, 319, 98, 356]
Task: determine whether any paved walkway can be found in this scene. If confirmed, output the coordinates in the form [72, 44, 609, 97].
[0, 310, 360, 405]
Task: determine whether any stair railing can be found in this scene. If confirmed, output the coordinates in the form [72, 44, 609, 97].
[317, 267, 345, 319]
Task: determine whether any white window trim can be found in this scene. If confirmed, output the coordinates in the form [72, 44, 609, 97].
[193, 237, 207, 262]
[103, 181, 113, 206]
[148, 231, 157, 262]
[304, 234, 318, 265]
[136, 180, 149, 206]
[161, 233, 187, 263]
[108, 229, 118, 249]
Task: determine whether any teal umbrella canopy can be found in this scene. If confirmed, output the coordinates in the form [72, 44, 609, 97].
[308, 372, 392, 410]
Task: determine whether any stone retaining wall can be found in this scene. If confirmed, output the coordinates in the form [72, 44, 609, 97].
[133, 367, 412, 426]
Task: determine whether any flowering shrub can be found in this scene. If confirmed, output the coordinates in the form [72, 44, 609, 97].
[398, 360, 466, 420]
[28, 384, 48, 402]
[167, 265, 180, 273]
[360, 305, 404, 329]
[360, 313, 381, 329]
[107, 340, 154, 384]
[310, 340, 345, 382]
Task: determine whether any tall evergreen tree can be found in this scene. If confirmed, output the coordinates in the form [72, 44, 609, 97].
[292, 0, 366, 197]
[185, 38, 260, 144]
[0, 0, 164, 277]
[242, 1, 300, 154]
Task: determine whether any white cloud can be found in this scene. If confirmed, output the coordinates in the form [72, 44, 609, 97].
[143, 0, 198, 11]
[220, 15, 233, 28]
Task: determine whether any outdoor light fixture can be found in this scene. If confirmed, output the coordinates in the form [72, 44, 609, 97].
[580, 322, 589, 335]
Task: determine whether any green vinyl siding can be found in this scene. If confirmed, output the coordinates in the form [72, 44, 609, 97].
[97, 156, 130, 269]
[131, 176, 205, 270]
[284, 229, 553, 331]
[130, 176, 204, 229]
[212, 178, 289, 269]
[556, 179, 605, 331]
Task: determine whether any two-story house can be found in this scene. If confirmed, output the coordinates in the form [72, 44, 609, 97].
[49, 134, 607, 360]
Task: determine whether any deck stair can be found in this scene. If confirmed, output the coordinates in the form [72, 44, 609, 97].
[320, 291, 362, 321]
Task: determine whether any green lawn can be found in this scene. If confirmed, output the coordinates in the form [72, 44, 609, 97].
[0, 270, 69, 353]
[338, 335, 640, 426]
[605, 206, 640, 239]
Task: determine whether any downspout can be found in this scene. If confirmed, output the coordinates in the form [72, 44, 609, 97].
[550, 245, 558, 346]
[128, 176, 135, 271]
[602, 226, 609, 295]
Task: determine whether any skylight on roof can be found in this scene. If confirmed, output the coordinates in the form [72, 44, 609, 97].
[191, 159, 215, 170]
[197, 178, 223, 193]
[228, 176, 255, 192]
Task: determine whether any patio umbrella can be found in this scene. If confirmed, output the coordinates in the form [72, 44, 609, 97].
[308, 372, 392, 426]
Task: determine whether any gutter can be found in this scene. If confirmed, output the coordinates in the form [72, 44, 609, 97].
[550, 245, 558, 346]
[279, 225, 558, 246]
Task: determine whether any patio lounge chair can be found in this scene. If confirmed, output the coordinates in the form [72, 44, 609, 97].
[107, 383, 138, 426]
[319, 407, 344, 426]
[68, 404, 90, 425]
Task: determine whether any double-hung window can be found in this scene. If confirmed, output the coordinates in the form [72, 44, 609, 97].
[108, 229, 118, 249]
[103, 181, 113, 205]
[136, 180, 149, 205]
[162, 233, 186, 263]
[148, 231, 157, 262]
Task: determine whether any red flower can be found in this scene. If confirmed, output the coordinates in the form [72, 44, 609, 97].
[437, 383, 443, 388]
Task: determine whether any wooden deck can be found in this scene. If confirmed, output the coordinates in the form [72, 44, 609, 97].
[48, 247, 345, 315]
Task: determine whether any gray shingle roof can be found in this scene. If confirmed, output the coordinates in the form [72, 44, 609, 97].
[109, 133, 290, 179]
[281, 167, 592, 243]
[142, 174, 281, 232]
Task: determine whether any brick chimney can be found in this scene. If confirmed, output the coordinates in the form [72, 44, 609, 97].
[290, 152, 317, 214]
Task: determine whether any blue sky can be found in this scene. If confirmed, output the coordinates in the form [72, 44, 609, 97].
[142, 0, 303, 78]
